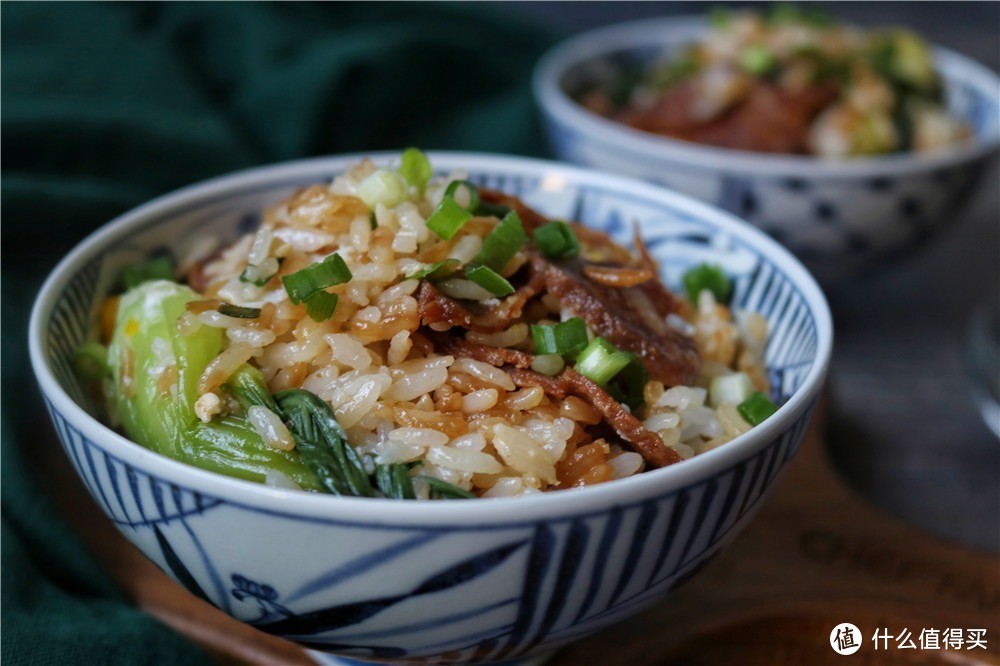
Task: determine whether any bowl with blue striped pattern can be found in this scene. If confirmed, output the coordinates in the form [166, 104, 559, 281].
[534, 16, 1000, 282]
[30, 153, 832, 664]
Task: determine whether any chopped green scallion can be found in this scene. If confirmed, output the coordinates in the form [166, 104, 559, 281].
[472, 210, 529, 272]
[406, 259, 462, 281]
[474, 201, 513, 219]
[574, 337, 632, 387]
[534, 221, 580, 260]
[607, 352, 648, 410]
[398, 148, 433, 191]
[739, 45, 776, 75]
[218, 303, 261, 319]
[738, 391, 779, 426]
[357, 168, 408, 209]
[444, 180, 480, 212]
[304, 291, 338, 322]
[682, 263, 732, 305]
[465, 265, 514, 297]
[531, 317, 589, 359]
[426, 196, 473, 240]
[282, 253, 351, 305]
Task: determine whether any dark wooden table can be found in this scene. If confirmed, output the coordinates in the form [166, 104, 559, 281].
[512, 0, 1000, 553]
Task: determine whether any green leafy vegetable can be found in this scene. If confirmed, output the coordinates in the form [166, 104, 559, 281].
[107, 280, 318, 489]
[423, 476, 475, 500]
[73, 342, 109, 382]
[275, 389, 374, 497]
[121, 256, 175, 289]
[376, 464, 416, 499]
[225, 364, 281, 415]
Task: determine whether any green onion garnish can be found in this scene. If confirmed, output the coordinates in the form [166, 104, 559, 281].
[73, 342, 109, 381]
[465, 265, 514, 297]
[472, 210, 529, 272]
[444, 180, 480, 212]
[426, 196, 473, 240]
[282, 253, 352, 305]
[682, 263, 732, 305]
[574, 337, 632, 387]
[475, 201, 512, 219]
[423, 476, 475, 500]
[218, 303, 261, 319]
[531, 317, 589, 359]
[398, 148, 433, 191]
[357, 168, 408, 210]
[708, 6, 731, 29]
[738, 392, 779, 426]
[534, 221, 580, 260]
[122, 256, 175, 289]
[406, 259, 461, 281]
[739, 45, 776, 75]
[608, 352, 648, 410]
[304, 291, 338, 322]
[370, 211, 378, 230]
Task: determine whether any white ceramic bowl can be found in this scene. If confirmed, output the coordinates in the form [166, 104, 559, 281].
[534, 16, 1000, 282]
[30, 153, 832, 664]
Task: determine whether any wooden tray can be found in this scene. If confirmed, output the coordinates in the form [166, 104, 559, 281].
[32, 400, 1000, 664]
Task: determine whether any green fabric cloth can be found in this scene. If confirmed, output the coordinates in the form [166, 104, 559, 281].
[1, 3, 555, 662]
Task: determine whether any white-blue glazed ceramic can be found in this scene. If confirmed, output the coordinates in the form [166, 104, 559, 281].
[533, 17, 1000, 282]
[30, 153, 832, 664]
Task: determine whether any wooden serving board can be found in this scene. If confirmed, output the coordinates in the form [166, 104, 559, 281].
[31, 399, 1000, 665]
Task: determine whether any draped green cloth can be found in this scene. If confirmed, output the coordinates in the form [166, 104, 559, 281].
[1, 3, 554, 662]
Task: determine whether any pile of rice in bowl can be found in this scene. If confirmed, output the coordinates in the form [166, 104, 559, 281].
[93, 150, 776, 500]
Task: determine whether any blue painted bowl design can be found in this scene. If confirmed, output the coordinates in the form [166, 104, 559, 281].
[534, 17, 1000, 282]
[30, 153, 832, 663]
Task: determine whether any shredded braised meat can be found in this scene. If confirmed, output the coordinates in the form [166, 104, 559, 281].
[418, 191, 698, 468]
[616, 80, 838, 155]
[418, 282, 473, 330]
[535, 256, 699, 387]
[438, 336, 682, 467]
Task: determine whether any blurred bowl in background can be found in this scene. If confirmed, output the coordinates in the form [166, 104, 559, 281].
[533, 16, 1000, 283]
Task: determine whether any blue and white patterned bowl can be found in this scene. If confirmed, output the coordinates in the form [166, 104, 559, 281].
[534, 17, 1000, 282]
[29, 153, 832, 664]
